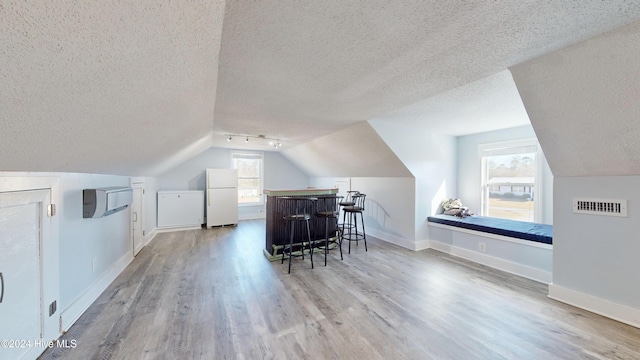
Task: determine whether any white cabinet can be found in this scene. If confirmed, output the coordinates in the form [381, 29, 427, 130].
[157, 191, 204, 229]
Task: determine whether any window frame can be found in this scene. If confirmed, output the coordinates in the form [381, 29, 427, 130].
[478, 138, 543, 222]
[231, 152, 264, 207]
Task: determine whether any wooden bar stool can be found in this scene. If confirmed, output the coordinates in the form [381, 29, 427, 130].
[278, 196, 315, 273]
[314, 195, 343, 266]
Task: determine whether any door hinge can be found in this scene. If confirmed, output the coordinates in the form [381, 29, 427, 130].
[143, 230, 146, 236]
[143, 189, 145, 195]
[47, 204, 56, 217]
[49, 300, 57, 316]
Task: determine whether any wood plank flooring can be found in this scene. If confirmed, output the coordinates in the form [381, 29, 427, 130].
[39, 220, 640, 359]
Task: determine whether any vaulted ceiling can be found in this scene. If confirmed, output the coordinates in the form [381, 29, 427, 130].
[1, 1, 639, 176]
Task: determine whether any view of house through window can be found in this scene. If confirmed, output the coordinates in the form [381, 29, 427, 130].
[481, 140, 538, 222]
[231, 152, 263, 204]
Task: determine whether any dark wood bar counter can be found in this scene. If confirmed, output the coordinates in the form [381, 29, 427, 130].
[263, 188, 339, 260]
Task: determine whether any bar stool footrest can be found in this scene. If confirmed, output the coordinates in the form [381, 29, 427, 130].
[342, 233, 365, 242]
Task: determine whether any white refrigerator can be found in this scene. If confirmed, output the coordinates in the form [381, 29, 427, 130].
[206, 168, 239, 227]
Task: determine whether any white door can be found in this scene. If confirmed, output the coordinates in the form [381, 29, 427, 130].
[131, 185, 144, 256]
[207, 188, 238, 227]
[334, 178, 351, 198]
[334, 178, 351, 220]
[207, 168, 238, 188]
[0, 189, 50, 360]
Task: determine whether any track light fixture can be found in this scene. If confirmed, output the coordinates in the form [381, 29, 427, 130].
[223, 134, 283, 149]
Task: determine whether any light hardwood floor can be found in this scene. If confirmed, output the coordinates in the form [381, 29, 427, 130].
[40, 220, 640, 359]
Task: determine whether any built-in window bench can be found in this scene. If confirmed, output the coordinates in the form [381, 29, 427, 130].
[427, 215, 553, 283]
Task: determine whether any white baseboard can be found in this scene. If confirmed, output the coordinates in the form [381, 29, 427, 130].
[144, 227, 158, 247]
[59, 251, 133, 332]
[239, 212, 266, 220]
[429, 240, 552, 283]
[155, 225, 202, 233]
[548, 284, 640, 329]
[365, 227, 418, 250]
[365, 226, 550, 283]
[24, 345, 49, 360]
[414, 239, 430, 251]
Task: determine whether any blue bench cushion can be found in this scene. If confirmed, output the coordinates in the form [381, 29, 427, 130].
[427, 214, 553, 245]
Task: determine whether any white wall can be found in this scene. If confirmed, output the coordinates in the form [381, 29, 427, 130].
[0, 171, 134, 315]
[158, 147, 309, 220]
[309, 176, 417, 250]
[428, 225, 552, 283]
[457, 125, 554, 224]
[510, 21, 640, 327]
[263, 151, 309, 190]
[293, 120, 456, 251]
[550, 175, 640, 327]
[159, 147, 230, 190]
[56, 173, 132, 307]
[368, 119, 457, 248]
[553, 176, 640, 310]
[351, 177, 416, 248]
[144, 176, 160, 238]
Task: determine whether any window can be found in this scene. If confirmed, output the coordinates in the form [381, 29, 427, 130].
[231, 152, 263, 205]
[480, 139, 541, 222]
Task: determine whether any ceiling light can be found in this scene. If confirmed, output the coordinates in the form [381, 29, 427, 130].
[223, 134, 282, 149]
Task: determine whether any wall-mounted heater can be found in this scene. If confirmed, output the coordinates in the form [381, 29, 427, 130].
[83, 187, 133, 218]
[572, 198, 628, 217]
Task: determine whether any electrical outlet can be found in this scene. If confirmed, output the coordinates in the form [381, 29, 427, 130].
[478, 242, 486, 252]
[92, 257, 97, 272]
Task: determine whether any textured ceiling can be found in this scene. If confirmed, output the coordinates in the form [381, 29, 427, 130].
[1, 1, 640, 175]
[371, 70, 531, 136]
[0, 1, 226, 175]
[511, 21, 640, 177]
[282, 122, 412, 178]
[212, 0, 640, 149]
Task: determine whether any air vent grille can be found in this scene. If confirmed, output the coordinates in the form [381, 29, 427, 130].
[572, 198, 627, 217]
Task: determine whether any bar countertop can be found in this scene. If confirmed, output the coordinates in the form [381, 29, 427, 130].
[263, 188, 338, 197]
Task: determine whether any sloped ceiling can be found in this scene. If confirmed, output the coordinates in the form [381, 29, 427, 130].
[211, 0, 640, 150]
[511, 21, 640, 177]
[282, 122, 412, 178]
[371, 70, 531, 137]
[1, 2, 640, 176]
[0, 1, 225, 175]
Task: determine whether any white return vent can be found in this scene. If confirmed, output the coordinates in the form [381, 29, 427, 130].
[572, 198, 627, 217]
